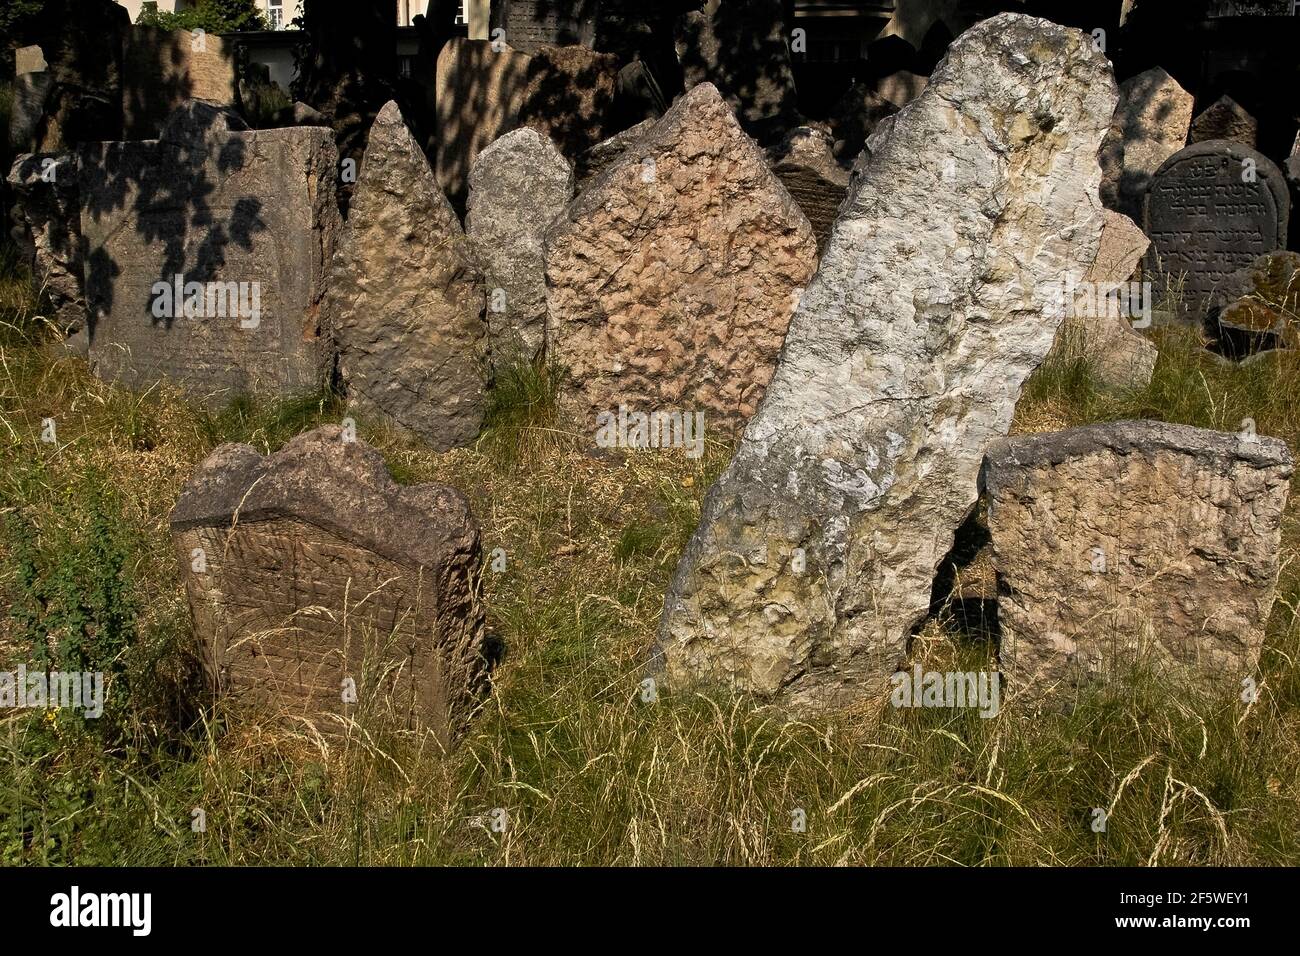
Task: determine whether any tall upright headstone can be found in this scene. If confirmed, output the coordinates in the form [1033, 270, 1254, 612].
[79, 102, 341, 403]
[655, 15, 1118, 712]
[1144, 140, 1289, 317]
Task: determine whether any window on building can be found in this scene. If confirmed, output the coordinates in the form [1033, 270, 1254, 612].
[269, 0, 284, 30]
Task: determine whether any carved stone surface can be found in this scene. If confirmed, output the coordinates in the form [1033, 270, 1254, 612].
[986, 421, 1293, 695]
[517, 44, 618, 160]
[655, 15, 1118, 712]
[1143, 141, 1289, 317]
[78, 102, 341, 403]
[767, 127, 851, 255]
[544, 81, 817, 437]
[170, 426, 486, 740]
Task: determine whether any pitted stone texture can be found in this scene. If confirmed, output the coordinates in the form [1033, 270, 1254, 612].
[575, 118, 653, 186]
[656, 15, 1118, 712]
[328, 101, 486, 451]
[1098, 68, 1194, 222]
[986, 421, 1292, 695]
[1188, 94, 1258, 149]
[466, 128, 573, 370]
[7, 153, 85, 341]
[78, 103, 340, 403]
[171, 426, 487, 741]
[544, 82, 816, 437]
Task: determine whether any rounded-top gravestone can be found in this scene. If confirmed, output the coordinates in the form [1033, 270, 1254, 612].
[1143, 140, 1289, 319]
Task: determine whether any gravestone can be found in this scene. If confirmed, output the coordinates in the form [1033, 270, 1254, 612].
[466, 127, 573, 371]
[518, 45, 619, 160]
[655, 14, 1117, 712]
[79, 101, 341, 403]
[986, 421, 1292, 695]
[675, 0, 798, 138]
[545, 82, 817, 437]
[171, 426, 487, 741]
[1144, 140, 1289, 317]
[6, 154, 85, 344]
[328, 101, 486, 451]
[121, 27, 239, 140]
[1098, 67, 1194, 223]
[767, 127, 850, 255]
[498, 0, 600, 54]
[1188, 94, 1259, 149]
[434, 37, 533, 206]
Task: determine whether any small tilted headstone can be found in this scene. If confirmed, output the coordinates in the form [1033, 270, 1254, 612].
[1143, 140, 1289, 318]
[170, 426, 488, 742]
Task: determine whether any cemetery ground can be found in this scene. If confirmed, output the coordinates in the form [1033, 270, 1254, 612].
[3, 242, 1300, 867]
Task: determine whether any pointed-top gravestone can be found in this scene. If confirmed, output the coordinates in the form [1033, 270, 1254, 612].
[655, 14, 1119, 712]
[544, 82, 817, 437]
[327, 101, 486, 451]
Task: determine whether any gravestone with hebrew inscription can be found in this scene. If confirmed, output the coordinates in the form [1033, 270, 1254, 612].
[1144, 141, 1289, 318]
[171, 426, 487, 741]
[498, 0, 600, 54]
[78, 101, 341, 403]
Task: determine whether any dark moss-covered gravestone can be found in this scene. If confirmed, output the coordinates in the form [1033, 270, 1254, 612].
[1143, 140, 1289, 318]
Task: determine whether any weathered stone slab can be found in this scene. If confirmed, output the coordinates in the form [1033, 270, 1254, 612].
[328, 101, 486, 450]
[170, 425, 486, 741]
[9, 71, 56, 152]
[655, 14, 1118, 712]
[767, 127, 850, 254]
[121, 26, 239, 140]
[434, 37, 533, 205]
[877, 70, 929, 109]
[1098, 67, 1194, 222]
[518, 45, 618, 160]
[499, 0, 599, 54]
[15, 44, 48, 75]
[1213, 250, 1300, 356]
[1143, 140, 1289, 317]
[79, 101, 341, 403]
[466, 127, 573, 371]
[1049, 209, 1157, 390]
[675, 0, 798, 137]
[545, 81, 817, 437]
[986, 421, 1292, 694]
[1188, 94, 1258, 148]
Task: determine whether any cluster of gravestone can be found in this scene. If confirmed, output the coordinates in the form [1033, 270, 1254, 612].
[6, 3, 1299, 736]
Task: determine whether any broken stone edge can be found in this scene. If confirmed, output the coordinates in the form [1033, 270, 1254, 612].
[984, 420, 1294, 497]
[169, 425, 478, 573]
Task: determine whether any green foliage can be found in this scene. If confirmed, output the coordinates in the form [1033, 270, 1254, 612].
[135, 0, 267, 33]
[3, 469, 139, 691]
